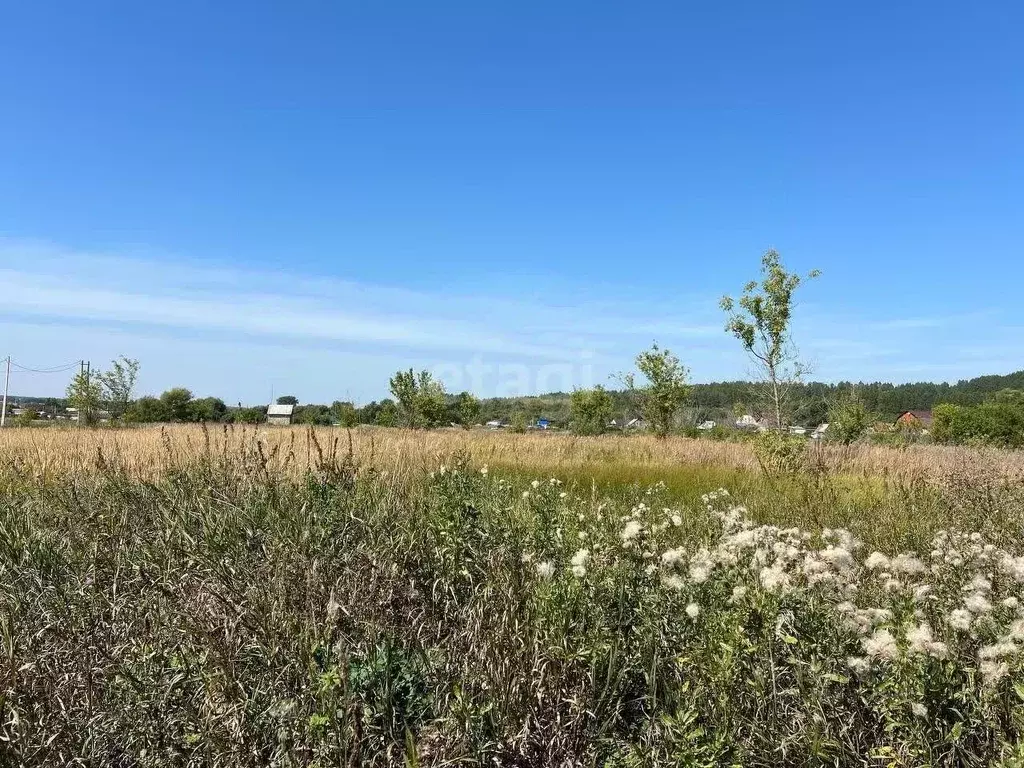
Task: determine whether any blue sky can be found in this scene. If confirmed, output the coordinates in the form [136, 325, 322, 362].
[1, 2, 1022, 403]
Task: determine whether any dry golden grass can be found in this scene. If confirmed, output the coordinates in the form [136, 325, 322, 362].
[1, 423, 1020, 484]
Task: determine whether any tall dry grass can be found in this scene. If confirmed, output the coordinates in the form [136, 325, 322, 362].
[1, 424, 1021, 483]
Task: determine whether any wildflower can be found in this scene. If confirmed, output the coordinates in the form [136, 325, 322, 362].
[905, 623, 934, 654]
[891, 554, 927, 576]
[911, 703, 928, 718]
[905, 623, 947, 658]
[846, 656, 871, 676]
[964, 574, 992, 593]
[965, 593, 993, 615]
[620, 520, 642, 544]
[688, 550, 713, 583]
[671, 514, 682, 527]
[862, 628, 899, 661]
[522, 491, 530, 499]
[1008, 619, 1024, 641]
[821, 546, 856, 572]
[685, 602, 700, 619]
[730, 585, 747, 602]
[570, 548, 590, 570]
[913, 584, 933, 602]
[759, 565, 791, 594]
[521, 552, 533, 563]
[864, 552, 890, 571]
[980, 660, 1009, 686]
[479, 465, 488, 476]
[531, 480, 540, 489]
[535, 561, 555, 579]
[559, 492, 567, 499]
[660, 548, 685, 568]
[662, 574, 685, 590]
[1002, 597, 1020, 611]
[999, 554, 1024, 582]
[947, 609, 973, 631]
[577, 531, 587, 540]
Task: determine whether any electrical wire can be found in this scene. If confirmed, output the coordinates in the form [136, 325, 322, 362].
[8, 360, 82, 374]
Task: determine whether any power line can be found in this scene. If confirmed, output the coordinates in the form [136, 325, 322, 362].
[8, 360, 81, 374]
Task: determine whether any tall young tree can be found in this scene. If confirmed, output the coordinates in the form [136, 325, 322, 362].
[623, 344, 689, 438]
[720, 250, 819, 431]
[66, 369, 103, 425]
[96, 356, 140, 420]
[570, 386, 614, 436]
[388, 369, 447, 428]
[389, 369, 420, 428]
[415, 371, 448, 428]
[451, 391, 481, 429]
[827, 389, 873, 445]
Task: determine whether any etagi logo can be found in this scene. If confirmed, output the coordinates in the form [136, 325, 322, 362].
[429, 351, 596, 396]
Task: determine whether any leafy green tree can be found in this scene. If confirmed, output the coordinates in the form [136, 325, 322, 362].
[95, 357, 140, 421]
[189, 397, 228, 422]
[159, 388, 194, 422]
[276, 395, 298, 406]
[388, 369, 447, 428]
[624, 344, 689, 437]
[508, 410, 527, 434]
[124, 396, 166, 423]
[66, 369, 103, 425]
[932, 401, 1024, 447]
[416, 372, 448, 428]
[451, 391, 481, 429]
[231, 406, 267, 425]
[570, 386, 614, 436]
[989, 388, 1024, 407]
[374, 400, 399, 427]
[721, 250, 819, 432]
[331, 401, 358, 427]
[14, 409, 38, 427]
[294, 404, 333, 425]
[357, 400, 384, 425]
[827, 390, 873, 445]
[389, 369, 420, 428]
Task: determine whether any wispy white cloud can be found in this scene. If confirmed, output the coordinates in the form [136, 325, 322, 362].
[0, 239, 729, 398]
[0, 238, 1017, 401]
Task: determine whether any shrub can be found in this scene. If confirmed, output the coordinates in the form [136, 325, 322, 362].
[752, 430, 808, 475]
[933, 402, 1024, 448]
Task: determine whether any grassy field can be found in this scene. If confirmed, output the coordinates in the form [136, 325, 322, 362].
[1, 425, 1024, 765]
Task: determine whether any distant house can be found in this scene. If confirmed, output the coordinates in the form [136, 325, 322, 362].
[895, 410, 933, 429]
[485, 420, 504, 429]
[811, 423, 829, 440]
[624, 417, 646, 430]
[536, 418, 551, 430]
[65, 406, 111, 422]
[266, 403, 295, 425]
[734, 414, 758, 429]
[789, 425, 807, 436]
[697, 420, 716, 431]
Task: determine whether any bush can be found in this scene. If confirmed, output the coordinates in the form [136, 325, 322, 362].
[933, 402, 1024, 448]
[752, 430, 808, 475]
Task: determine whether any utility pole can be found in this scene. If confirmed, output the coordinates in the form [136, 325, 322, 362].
[76, 359, 92, 426]
[1, 356, 9, 428]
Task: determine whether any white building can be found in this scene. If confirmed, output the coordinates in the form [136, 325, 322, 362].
[266, 403, 295, 425]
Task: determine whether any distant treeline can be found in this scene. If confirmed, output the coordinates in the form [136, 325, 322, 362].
[473, 370, 1024, 429]
[12, 369, 1024, 429]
